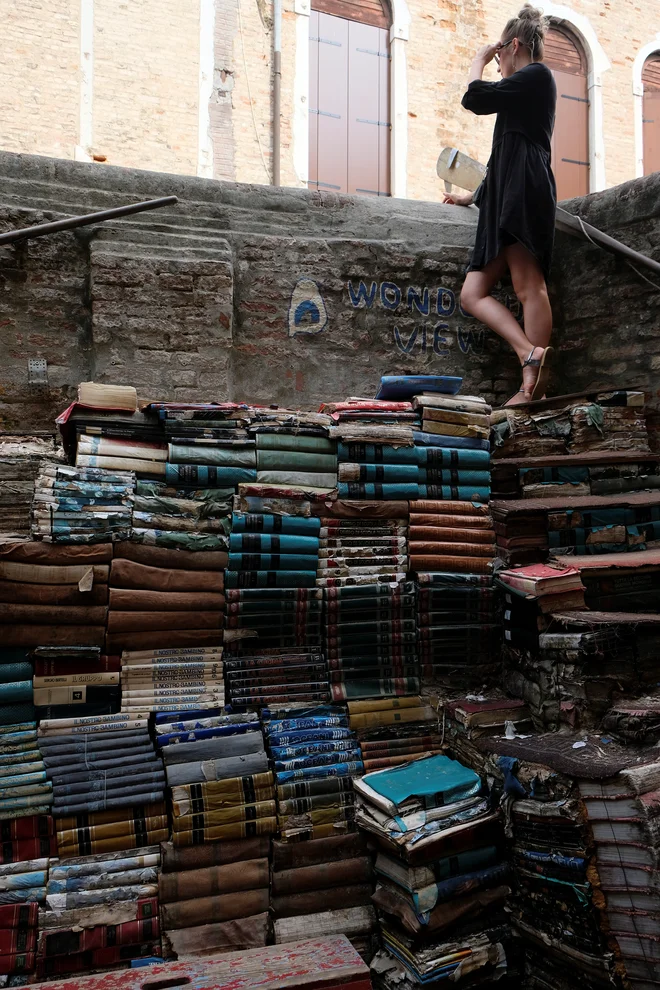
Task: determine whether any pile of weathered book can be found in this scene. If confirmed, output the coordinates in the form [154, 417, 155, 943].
[356, 753, 510, 988]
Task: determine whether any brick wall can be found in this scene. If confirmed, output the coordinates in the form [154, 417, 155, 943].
[0, 0, 80, 160]
[1, 1, 660, 196]
[92, 0, 200, 174]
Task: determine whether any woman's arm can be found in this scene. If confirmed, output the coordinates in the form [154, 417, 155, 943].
[462, 62, 540, 115]
[443, 192, 474, 207]
[468, 44, 499, 85]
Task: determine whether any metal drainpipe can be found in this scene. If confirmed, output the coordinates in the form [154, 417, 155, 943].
[273, 0, 282, 185]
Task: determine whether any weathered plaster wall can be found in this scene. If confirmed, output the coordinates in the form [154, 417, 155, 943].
[0, 152, 658, 433]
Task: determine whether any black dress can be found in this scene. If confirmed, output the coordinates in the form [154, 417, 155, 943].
[461, 61, 557, 280]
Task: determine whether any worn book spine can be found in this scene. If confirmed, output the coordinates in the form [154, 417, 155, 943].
[171, 818, 277, 845]
[159, 858, 269, 903]
[270, 883, 372, 918]
[160, 888, 270, 929]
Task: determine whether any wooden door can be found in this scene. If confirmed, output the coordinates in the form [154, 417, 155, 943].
[309, 1, 390, 197]
[544, 27, 590, 200]
[643, 54, 660, 175]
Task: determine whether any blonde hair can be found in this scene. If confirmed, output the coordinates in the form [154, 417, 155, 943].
[502, 4, 548, 61]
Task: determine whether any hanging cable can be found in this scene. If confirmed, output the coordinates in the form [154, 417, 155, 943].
[572, 211, 660, 293]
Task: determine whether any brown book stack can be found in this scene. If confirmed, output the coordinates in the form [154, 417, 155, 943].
[0, 542, 110, 649]
[271, 834, 377, 962]
[107, 542, 226, 656]
[158, 838, 270, 959]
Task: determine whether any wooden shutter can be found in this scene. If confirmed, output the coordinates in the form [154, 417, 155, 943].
[544, 27, 590, 200]
[308, 10, 390, 196]
[312, 0, 390, 29]
[643, 54, 660, 176]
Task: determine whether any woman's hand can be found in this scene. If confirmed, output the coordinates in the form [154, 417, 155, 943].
[443, 192, 474, 207]
[474, 43, 499, 65]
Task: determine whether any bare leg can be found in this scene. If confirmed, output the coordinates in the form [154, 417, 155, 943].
[461, 255, 544, 402]
[503, 242, 552, 349]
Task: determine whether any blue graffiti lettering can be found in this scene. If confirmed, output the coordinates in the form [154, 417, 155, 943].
[436, 288, 456, 317]
[458, 328, 486, 354]
[394, 326, 419, 353]
[381, 282, 402, 311]
[347, 280, 377, 308]
[407, 286, 430, 316]
[433, 323, 450, 355]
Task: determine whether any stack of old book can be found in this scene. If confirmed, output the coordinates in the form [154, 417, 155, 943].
[323, 578, 417, 702]
[442, 697, 532, 772]
[0, 542, 110, 649]
[158, 837, 270, 960]
[326, 397, 420, 503]
[491, 388, 649, 459]
[410, 392, 491, 503]
[227, 512, 323, 645]
[0, 434, 63, 539]
[67, 387, 166, 483]
[414, 571, 500, 692]
[225, 583, 324, 650]
[162, 710, 276, 847]
[0, 654, 35, 727]
[40, 712, 164, 822]
[508, 790, 611, 989]
[408, 499, 495, 576]
[0, 890, 41, 976]
[120, 646, 224, 714]
[504, 609, 657, 732]
[224, 648, 329, 709]
[32, 463, 134, 544]
[475, 733, 632, 990]
[153, 401, 255, 492]
[130, 482, 231, 552]
[107, 543, 225, 655]
[37, 845, 162, 978]
[358, 754, 510, 988]
[271, 834, 377, 962]
[551, 548, 660, 612]
[490, 389, 659, 566]
[347, 698, 441, 774]
[497, 563, 586, 653]
[409, 499, 498, 692]
[0, 721, 52, 819]
[263, 704, 362, 839]
[579, 757, 660, 987]
[249, 409, 337, 491]
[32, 647, 120, 720]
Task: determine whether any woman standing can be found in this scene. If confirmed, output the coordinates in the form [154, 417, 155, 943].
[445, 5, 557, 405]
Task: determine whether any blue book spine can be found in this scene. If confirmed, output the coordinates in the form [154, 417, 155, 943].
[229, 533, 320, 553]
[231, 513, 321, 535]
[413, 431, 490, 451]
[165, 464, 257, 486]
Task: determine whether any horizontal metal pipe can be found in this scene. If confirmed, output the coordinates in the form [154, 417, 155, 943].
[0, 195, 179, 246]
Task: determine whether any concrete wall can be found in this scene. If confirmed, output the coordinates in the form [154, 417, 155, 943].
[2, 0, 660, 195]
[0, 152, 658, 433]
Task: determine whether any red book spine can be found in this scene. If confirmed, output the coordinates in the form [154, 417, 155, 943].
[0, 903, 38, 929]
[0, 836, 57, 864]
[0, 951, 35, 975]
[42, 917, 160, 957]
[0, 928, 36, 955]
[0, 816, 54, 842]
[33, 656, 121, 676]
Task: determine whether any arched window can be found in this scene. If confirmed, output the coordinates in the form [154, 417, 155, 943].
[308, 0, 391, 196]
[643, 53, 660, 175]
[544, 25, 590, 199]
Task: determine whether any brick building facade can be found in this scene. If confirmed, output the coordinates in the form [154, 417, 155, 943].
[2, 0, 660, 200]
